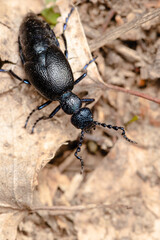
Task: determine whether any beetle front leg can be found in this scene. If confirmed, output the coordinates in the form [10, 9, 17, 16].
[81, 98, 95, 106]
[74, 129, 85, 174]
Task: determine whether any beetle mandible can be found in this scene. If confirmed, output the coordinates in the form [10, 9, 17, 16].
[0, 7, 136, 173]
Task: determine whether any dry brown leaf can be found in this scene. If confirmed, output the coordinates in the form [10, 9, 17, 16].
[74, 124, 160, 240]
[38, 167, 70, 206]
[0, 0, 103, 239]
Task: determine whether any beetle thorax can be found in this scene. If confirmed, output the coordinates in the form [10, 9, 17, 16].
[59, 91, 82, 115]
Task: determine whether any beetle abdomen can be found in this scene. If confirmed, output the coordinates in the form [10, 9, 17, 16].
[24, 46, 74, 100]
[19, 13, 59, 59]
[19, 13, 74, 100]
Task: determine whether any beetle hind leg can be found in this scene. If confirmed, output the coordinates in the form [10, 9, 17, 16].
[18, 36, 26, 65]
[0, 38, 30, 84]
[62, 7, 75, 58]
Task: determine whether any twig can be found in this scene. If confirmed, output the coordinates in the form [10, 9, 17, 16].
[102, 82, 160, 104]
[89, 8, 160, 51]
[31, 203, 131, 215]
[102, 9, 116, 31]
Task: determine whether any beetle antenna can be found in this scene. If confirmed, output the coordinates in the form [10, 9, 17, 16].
[24, 108, 37, 128]
[93, 121, 137, 144]
[75, 130, 85, 174]
[24, 100, 52, 128]
[31, 116, 46, 134]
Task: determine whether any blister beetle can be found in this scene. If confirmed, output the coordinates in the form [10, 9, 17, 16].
[0, 7, 136, 173]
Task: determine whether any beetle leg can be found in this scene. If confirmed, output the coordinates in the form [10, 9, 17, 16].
[24, 100, 52, 128]
[83, 57, 97, 71]
[31, 104, 61, 133]
[0, 69, 30, 85]
[62, 7, 74, 58]
[61, 34, 68, 58]
[45, 22, 60, 47]
[74, 129, 85, 174]
[74, 57, 97, 85]
[81, 98, 95, 106]
[74, 72, 87, 85]
[18, 36, 25, 65]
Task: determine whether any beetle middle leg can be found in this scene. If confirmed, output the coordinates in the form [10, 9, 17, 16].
[0, 68, 30, 85]
[74, 57, 97, 85]
[31, 104, 61, 133]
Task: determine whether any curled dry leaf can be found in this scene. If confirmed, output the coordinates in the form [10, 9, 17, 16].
[0, 0, 103, 239]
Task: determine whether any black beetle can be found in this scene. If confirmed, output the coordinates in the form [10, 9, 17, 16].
[0, 7, 136, 173]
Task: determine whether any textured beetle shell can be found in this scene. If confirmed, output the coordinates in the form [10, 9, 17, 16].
[19, 13, 74, 100]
